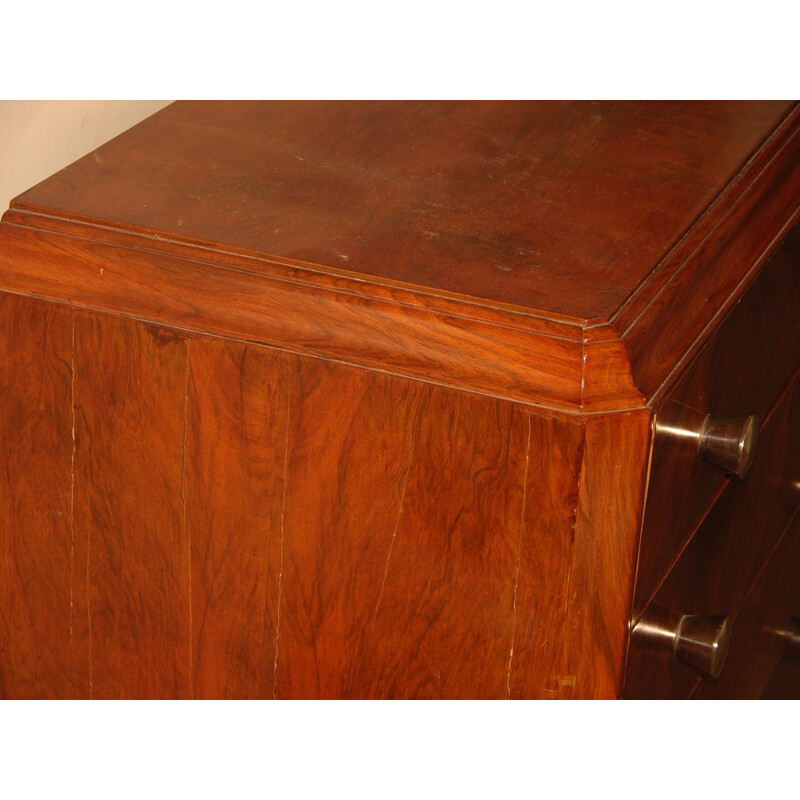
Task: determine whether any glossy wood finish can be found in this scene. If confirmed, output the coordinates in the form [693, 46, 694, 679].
[0, 218, 585, 412]
[13, 101, 792, 320]
[633, 228, 800, 617]
[619, 115, 800, 404]
[625, 373, 800, 699]
[1, 101, 799, 699]
[550, 411, 651, 698]
[0, 295, 73, 699]
[694, 511, 800, 699]
[0, 294, 650, 698]
[277, 369, 525, 699]
[2, 102, 798, 415]
[761, 599, 800, 699]
[186, 339, 287, 699]
[71, 313, 191, 699]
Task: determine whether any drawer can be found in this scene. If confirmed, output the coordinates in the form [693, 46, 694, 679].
[634, 224, 800, 616]
[624, 372, 800, 699]
[693, 511, 800, 699]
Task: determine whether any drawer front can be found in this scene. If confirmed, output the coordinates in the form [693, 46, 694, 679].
[693, 511, 800, 699]
[634, 225, 800, 616]
[624, 372, 800, 699]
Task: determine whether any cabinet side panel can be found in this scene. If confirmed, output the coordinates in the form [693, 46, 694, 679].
[506, 410, 586, 699]
[272, 360, 534, 699]
[0, 294, 73, 698]
[569, 411, 651, 699]
[71, 313, 190, 699]
[271, 361, 431, 698]
[186, 339, 289, 699]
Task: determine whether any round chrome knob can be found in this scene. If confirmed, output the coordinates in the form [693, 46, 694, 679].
[697, 413, 758, 479]
[674, 614, 731, 679]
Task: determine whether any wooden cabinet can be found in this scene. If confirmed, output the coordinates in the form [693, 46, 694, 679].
[0, 101, 798, 699]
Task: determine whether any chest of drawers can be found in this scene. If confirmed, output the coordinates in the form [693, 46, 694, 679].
[0, 101, 797, 699]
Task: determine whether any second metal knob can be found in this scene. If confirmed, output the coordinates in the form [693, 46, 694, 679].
[697, 413, 758, 479]
[674, 614, 731, 679]
[631, 606, 732, 679]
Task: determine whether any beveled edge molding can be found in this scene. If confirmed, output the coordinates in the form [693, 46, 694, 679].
[3, 207, 587, 340]
[619, 103, 800, 407]
[0, 218, 599, 414]
[2, 98, 798, 417]
[608, 101, 800, 335]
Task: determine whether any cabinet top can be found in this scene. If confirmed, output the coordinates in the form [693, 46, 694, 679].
[11, 101, 794, 323]
[3, 101, 799, 413]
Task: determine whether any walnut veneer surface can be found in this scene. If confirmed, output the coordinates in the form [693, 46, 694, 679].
[0, 101, 798, 699]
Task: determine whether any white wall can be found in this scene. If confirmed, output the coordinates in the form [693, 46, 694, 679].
[0, 101, 172, 213]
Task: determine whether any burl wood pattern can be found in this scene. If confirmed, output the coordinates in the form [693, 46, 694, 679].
[186, 339, 287, 699]
[277, 367, 523, 699]
[71, 313, 191, 699]
[0, 295, 650, 699]
[0, 218, 585, 413]
[0, 295, 73, 699]
[3, 103, 798, 700]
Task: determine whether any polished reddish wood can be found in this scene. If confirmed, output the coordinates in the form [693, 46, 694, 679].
[619, 116, 800, 403]
[0, 290, 653, 698]
[186, 339, 289, 699]
[633, 230, 800, 617]
[625, 373, 800, 699]
[536, 411, 651, 699]
[187, 340, 649, 698]
[277, 367, 523, 699]
[14, 101, 792, 321]
[0, 295, 73, 699]
[694, 511, 800, 699]
[0, 220, 584, 412]
[71, 313, 191, 699]
[761, 595, 800, 699]
[2, 102, 798, 415]
[1, 102, 799, 700]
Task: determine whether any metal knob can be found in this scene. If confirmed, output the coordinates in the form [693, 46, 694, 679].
[632, 607, 732, 679]
[697, 413, 758, 479]
[674, 614, 731, 679]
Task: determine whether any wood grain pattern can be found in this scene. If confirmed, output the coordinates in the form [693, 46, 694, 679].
[186, 338, 289, 699]
[508, 410, 651, 699]
[0, 298, 650, 699]
[0, 294, 73, 699]
[1, 102, 798, 700]
[12, 100, 793, 320]
[0, 222, 586, 413]
[505, 411, 586, 698]
[71, 312, 190, 699]
[624, 373, 800, 699]
[622, 122, 800, 404]
[633, 230, 800, 617]
[275, 362, 529, 698]
[694, 510, 800, 699]
[582, 338, 645, 411]
[0, 207, 585, 340]
[566, 411, 651, 698]
[2, 102, 797, 415]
